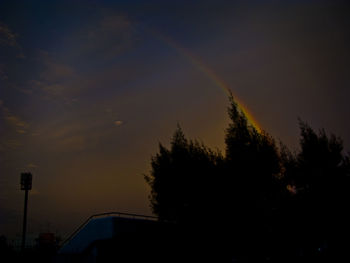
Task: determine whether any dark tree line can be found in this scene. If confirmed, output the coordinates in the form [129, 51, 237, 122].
[145, 95, 350, 262]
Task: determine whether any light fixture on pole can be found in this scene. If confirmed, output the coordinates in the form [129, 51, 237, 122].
[20, 172, 32, 252]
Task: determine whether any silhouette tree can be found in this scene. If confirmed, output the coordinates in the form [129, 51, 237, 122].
[223, 94, 283, 260]
[144, 95, 350, 262]
[145, 125, 222, 224]
[225, 94, 282, 207]
[145, 96, 285, 261]
[145, 125, 223, 261]
[284, 120, 350, 260]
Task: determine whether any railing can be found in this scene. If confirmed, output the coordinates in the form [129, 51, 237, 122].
[59, 211, 158, 249]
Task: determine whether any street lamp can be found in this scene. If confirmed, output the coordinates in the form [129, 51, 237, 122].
[20, 172, 32, 252]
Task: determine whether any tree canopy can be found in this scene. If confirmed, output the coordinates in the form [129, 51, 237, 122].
[144, 95, 350, 262]
[145, 124, 222, 223]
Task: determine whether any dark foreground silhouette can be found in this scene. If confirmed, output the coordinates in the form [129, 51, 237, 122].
[3, 95, 349, 262]
[145, 95, 350, 262]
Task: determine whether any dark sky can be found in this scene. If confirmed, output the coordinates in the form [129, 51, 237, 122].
[1, 0, 350, 239]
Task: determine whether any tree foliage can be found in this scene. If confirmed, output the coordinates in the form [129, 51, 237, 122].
[144, 95, 350, 261]
[145, 124, 222, 223]
[281, 120, 350, 260]
[225, 95, 283, 209]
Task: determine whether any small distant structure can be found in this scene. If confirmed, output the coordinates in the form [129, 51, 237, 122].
[56, 212, 176, 263]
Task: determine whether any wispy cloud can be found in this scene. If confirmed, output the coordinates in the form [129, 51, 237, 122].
[59, 135, 86, 151]
[39, 50, 75, 82]
[34, 121, 89, 152]
[0, 23, 18, 47]
[27, 163, 38, 168]
[0, 22, 24, 97]
[28, 51, 76, 103]
[50, 123, 83, 139]
[86, 14, 134, 51]
[32, 109, 126, 153]
[27, 13, 138, 104]
[0, 100, 29, 134]
[114, 120, 124, 126]
[68, 13, 137, 63]
[0, 65, 8, 81]
[0, 22, 24, 58]
[5, 115, 27, 129]
[0, 139, 21, 150]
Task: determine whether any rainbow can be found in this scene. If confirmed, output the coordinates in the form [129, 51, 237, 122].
[156, 34, 262, 132]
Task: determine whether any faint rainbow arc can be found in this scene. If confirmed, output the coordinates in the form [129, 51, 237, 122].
[157, 34, 262, 132]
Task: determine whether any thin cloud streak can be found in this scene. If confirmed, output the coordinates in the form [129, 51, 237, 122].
[0, 21, 24, 58]
[0, 100, 29, 134]
[0, 22, 19, 47]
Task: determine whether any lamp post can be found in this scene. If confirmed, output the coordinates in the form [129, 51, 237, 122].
[20, 172, 32, 252]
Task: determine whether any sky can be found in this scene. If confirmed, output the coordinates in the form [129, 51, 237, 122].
[1, 0, 350, 239]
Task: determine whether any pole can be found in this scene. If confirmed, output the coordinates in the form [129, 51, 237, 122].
[21, 189, 29, 252]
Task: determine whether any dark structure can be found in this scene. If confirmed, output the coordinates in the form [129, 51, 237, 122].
[20, 172, 32, 252]
[57, 212, 178, 263]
